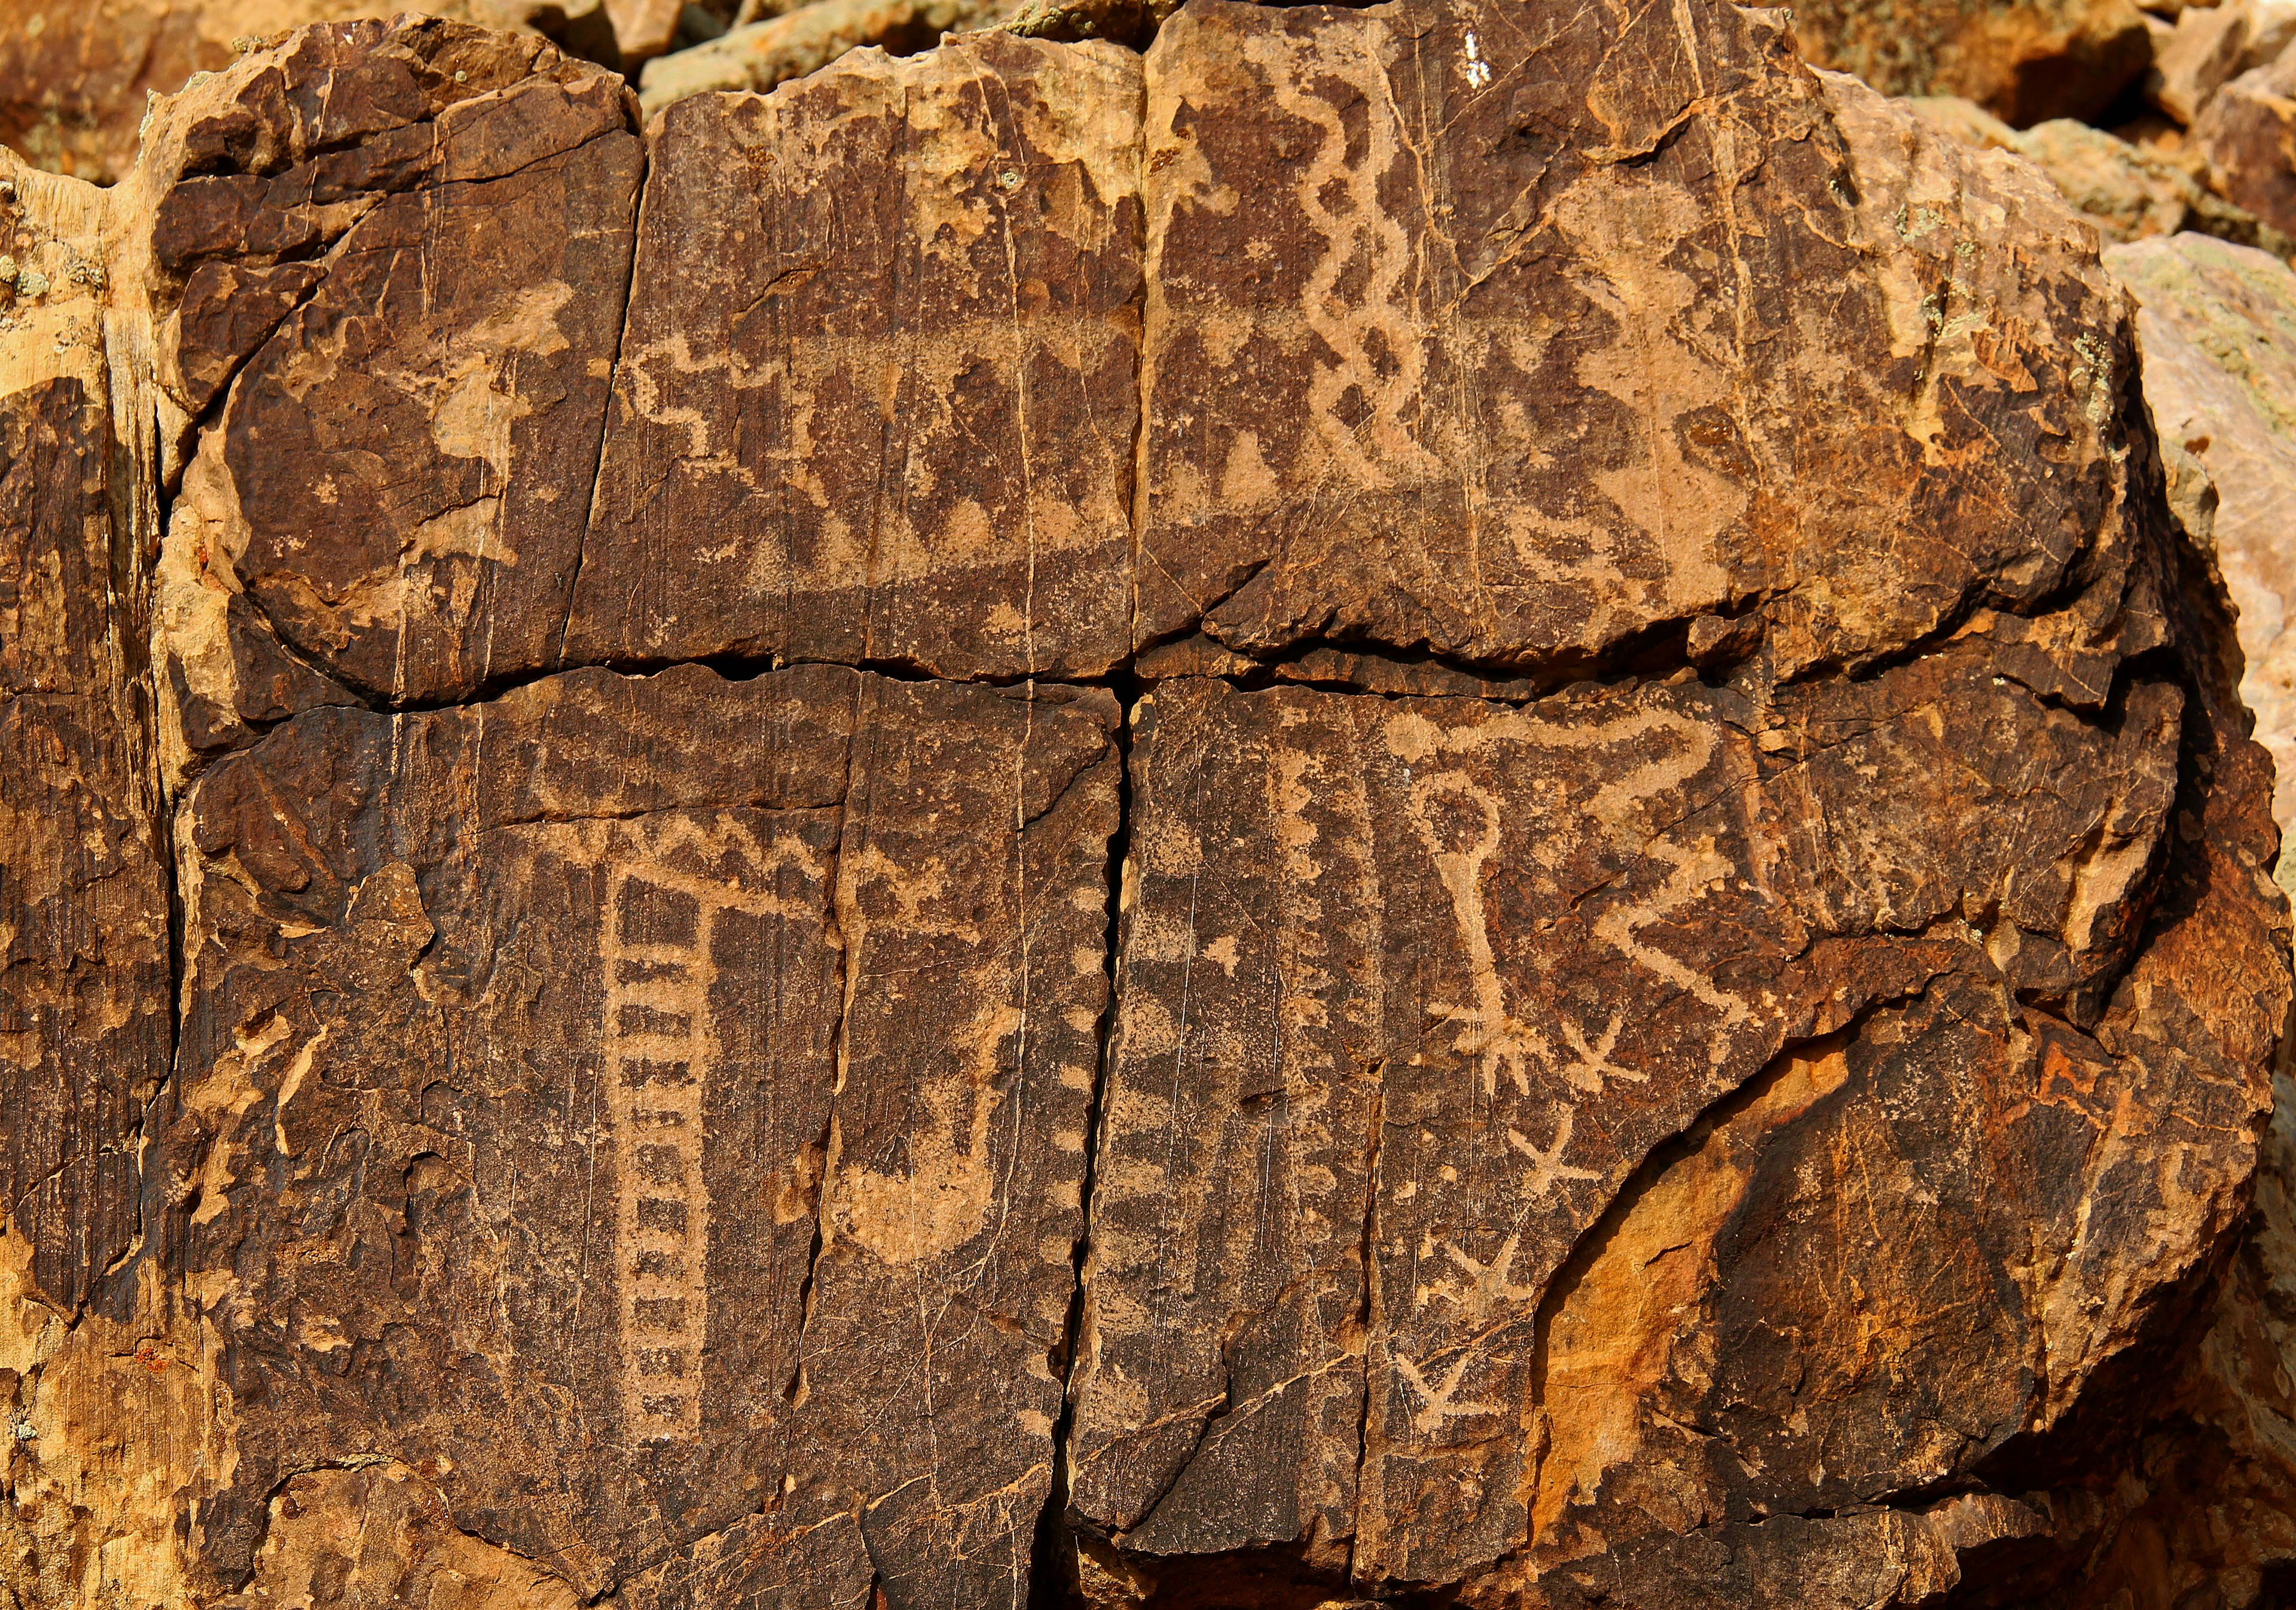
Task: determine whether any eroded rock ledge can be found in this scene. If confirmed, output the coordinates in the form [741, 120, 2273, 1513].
[0, 4, 2288, 1608]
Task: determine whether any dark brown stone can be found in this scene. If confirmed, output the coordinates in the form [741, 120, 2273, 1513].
[0, 372, 172, 1318]
[1071, 638, 2223, 1591]
[1129, 1, 2140, 685]
[4, 4, 2292, 1607]
[148, 22, 642, 708]
[569, 31, 1143, 682]
[168, 663, 1118, 1599]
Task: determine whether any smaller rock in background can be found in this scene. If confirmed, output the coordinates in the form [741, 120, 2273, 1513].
[634, 0, 1007, 112]
[1907, 94, 2295, 253]
[2110, 231, 2296, 856]
[1788, 0, 2152, 124]
[2198, 44, 2296, 233]
[1904, 90, 2028, 148]
[2150, 0, 2255, 121]
[2142, 0, 2296, 121]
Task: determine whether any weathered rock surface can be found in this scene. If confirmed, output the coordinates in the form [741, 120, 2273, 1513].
[585, 32, 1140, 678]
[0, 156, 173, 1349]
[2199, 43, 2296, 234]
[2143, 0, 2296, 124]
[1782, 0, 2152, 124]
[152, 19, 643, 717]
[0, 0, 603, 187]
[171, 663, 1119, 1601]
[4, 6, 2293, 1610]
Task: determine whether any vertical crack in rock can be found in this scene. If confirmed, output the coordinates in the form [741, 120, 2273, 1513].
[782, 674, 866, 1420]
[557, 135, 650, 678]
[1027, 666, 1138, 1608]
[1345, 1068, 1385, 1586]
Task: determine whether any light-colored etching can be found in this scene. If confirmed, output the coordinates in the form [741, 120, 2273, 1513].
[1558, 1012, 1642, 1094]
[826, 841, 1023, 1268]
[1398, 703, 1754, 1098]
[1507, 1108, 1600, 1202]
[1239, 24, 1430, 493]
[594, 814, 823, 1443]
[1425, 1232, 1538, 1323]
[1410, 770, 1553, 1099]
[1394, 1349, 1504, 1436]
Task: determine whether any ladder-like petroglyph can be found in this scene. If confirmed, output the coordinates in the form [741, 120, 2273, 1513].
[595, 815, 824, 1444]
[599, 860, 719, 1443]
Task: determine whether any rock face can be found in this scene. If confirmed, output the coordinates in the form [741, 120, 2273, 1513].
[0, 0, 581, 187]
[582, 32, 1141, 678]
[175, 665, 1119, 1600]
[0, 162, 173, 1356]
[3, 8, 2291, 1610]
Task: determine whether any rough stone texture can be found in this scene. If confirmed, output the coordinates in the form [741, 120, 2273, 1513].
[582, 32, 1140, 681]
[146, 19, 643, 717]
[1077, 658, 2191, 1584]
[0, 0, 588, 187]
[1131, 8, 2147, 691]
[3, 6, 2294, 1610]
[166, 661, 1118, 1603]
[2199, 44, 2296, 236]
[1992, 236, 2296, 1603]
[0, 157, 173, 1328]
[1781, 0, 2152, 124]
[0, 150, 188, 1610]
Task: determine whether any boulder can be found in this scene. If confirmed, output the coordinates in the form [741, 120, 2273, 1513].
[2142, 0, 2296, 123]
[2111, 233, 2296, 880]
[1784, 0, 2153, 124]
[631, 0, 1016, 114]
[2, 8, 2291, 1610]
[2025, 115, 2291, 249]
[2199, 42, 2296, 234]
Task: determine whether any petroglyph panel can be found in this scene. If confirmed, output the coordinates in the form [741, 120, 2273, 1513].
[1071, 654, 2190, 1585]
[149, 26, 644, 709]
[17, 5, 2296, 1607]
[568, 32, 1144, 682]
[1133, 0, 2135, 679]
[169, 662, 1119, 1603]
[595, 814, 838, 1444]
